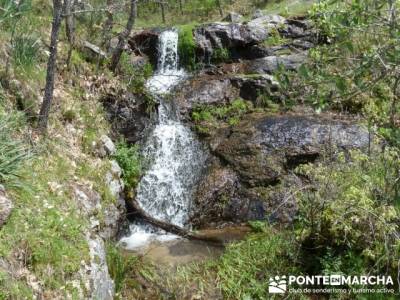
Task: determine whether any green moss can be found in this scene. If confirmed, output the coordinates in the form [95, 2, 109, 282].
[178, 24, 197, 70]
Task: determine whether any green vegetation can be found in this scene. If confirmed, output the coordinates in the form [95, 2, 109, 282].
[216, 227, 299, 299]
[277, 0, 400, 140]
[263, 27, 289, 47]
[295, 150, 400, 276]
[0, 110, 30, 184]
[211, 47, 230, 64]
[113, 141, 142, 190]
[178, 24, 197, 70]
[192, 98, 252, 133]
[106, 243, 140, 295]
[0, 150, 89, 297]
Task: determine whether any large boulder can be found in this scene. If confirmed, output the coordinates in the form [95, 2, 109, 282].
[175, 74, 280, 117]
[246, 53, 307, 74]
[0, 185, 12, 228]
[176, 76, 239, 115]
[215, 114, 370, 186]
[194, 22, 269, 61]
[191, 113, 372, 228]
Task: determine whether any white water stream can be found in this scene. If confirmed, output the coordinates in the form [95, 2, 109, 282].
[120, 30, 207, 250]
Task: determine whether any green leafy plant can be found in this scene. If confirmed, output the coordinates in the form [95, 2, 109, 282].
[295, 149, 400, 277]
[113, 141, 142, 190]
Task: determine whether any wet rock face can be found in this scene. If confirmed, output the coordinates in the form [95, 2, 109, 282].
[191, 160, 239, 227]
[101, 91, 153, 144]
[216, 114, 370, 186]
[0, 185, 12, 228]
[192, 114, 371, 228]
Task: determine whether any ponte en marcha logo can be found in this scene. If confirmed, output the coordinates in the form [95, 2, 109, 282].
[268, 275, 395, 294]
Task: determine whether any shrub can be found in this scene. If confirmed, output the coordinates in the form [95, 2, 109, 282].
[295, 149, 400, 276]
[113, 141, 142, 190]
[191, 98, 252, 129]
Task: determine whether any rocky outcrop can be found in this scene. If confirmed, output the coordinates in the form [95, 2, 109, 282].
[191, 113, 372, 228]
[222, 12, 243, 23]
[193, 15, 317, 63]
[0, 185, 12, 228]
[246, 53, 307, 74]
[175, 73, 279, 116]
[194, 22, 268, 61]
[176, 76, 237, 115]
[216, 114, 370, 186]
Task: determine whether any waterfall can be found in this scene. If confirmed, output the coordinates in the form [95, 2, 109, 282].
[120, 30, 207, 250]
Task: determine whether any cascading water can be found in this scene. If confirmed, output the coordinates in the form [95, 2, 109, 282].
[120, 30, 207, 250]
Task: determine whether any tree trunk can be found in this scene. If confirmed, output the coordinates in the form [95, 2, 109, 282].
[216, 0, 223, 17]
[38, 0, 64, 132]
[179, 0, 183, 15]
[102, 0, 114, 53]
[160, 1, 166, 23]
[127, 198, 225, 244]
[65, 0, 75, 68]
[109, 0, 137, 72]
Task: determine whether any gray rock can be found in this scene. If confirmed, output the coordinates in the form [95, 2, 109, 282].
[192, 114, 371, 228]
[88, 236, 115, 300]
[194, 22, 268, 59]
[0, 185, 13, 228]
[73, 184, 101, 216]
[252, 9, 265, 19]
[105, 160, 124, 198]
[223, 12, 243, 23]
[128, 29, 160, 66]
[176, 77, 238, 115]
[230, 74, 280, 102]
[246, 53, 307, 74]
[96, 135, 116, 157]
[191, 160, 239, 228]
[248, 14, 287, 28]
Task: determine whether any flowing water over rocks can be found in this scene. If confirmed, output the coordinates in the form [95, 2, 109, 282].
[120, 30, 207, 250]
